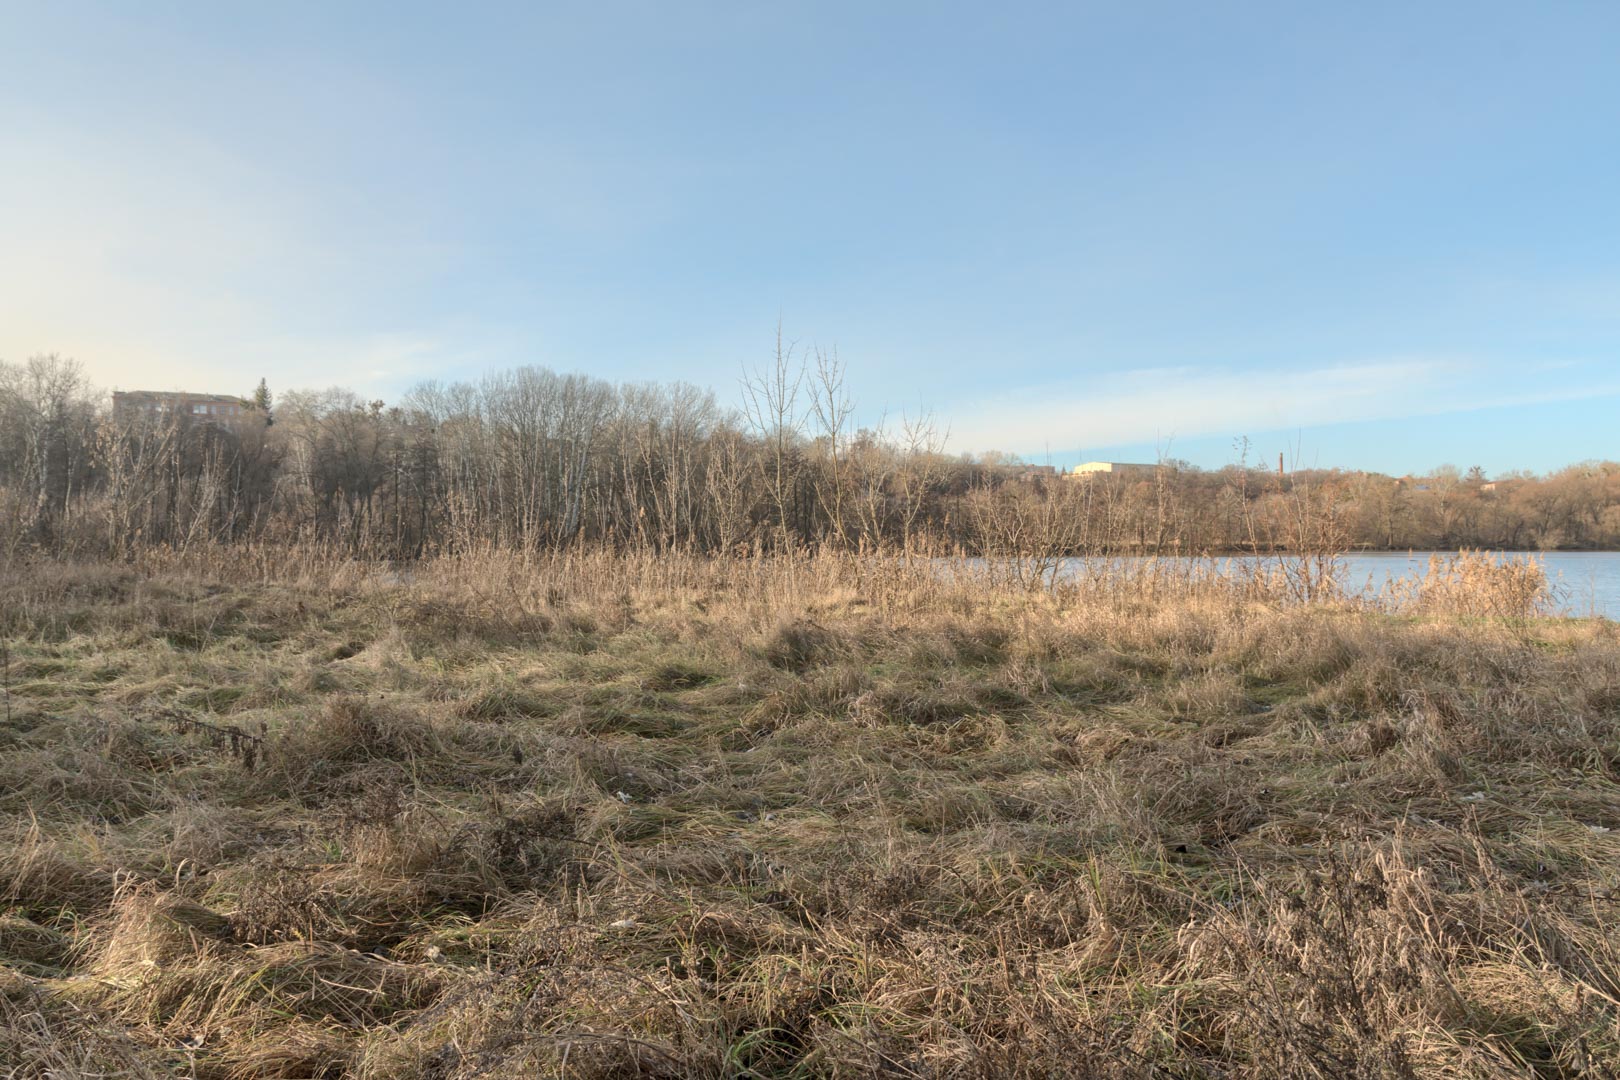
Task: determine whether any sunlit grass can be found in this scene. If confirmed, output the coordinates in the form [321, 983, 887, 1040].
[1, 550, 1616, 1077]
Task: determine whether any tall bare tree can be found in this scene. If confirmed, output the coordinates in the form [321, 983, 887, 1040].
[809, 345, 853, 547]
[739, 324, 806, 546]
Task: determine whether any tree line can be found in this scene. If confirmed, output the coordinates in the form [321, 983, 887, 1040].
[3, 352, 1618, 560]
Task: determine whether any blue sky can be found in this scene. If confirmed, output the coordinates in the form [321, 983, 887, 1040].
[3, 1, 1618, 475]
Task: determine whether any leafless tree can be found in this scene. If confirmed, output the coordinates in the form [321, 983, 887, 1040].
[0, 355, 97, 542]
[809, 345, 853, 547]
[704, 422, 754, 555]
[965, 475, 1083, 591]
[739, 323, 806, 546]
[894, 408, 948, 557]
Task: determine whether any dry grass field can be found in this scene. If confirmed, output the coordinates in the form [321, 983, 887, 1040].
[1, 549, 1618, 1078]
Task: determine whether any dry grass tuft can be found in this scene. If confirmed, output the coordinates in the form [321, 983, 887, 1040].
[0, 970, 168, 1078]
[762, 617, 845, 672]
[0, 821, 114, 921]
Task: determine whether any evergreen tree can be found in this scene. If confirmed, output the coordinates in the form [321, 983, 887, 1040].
[251, 378, 273, 425]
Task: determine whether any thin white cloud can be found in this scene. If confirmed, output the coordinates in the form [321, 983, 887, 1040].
[941, 358, 1620, 456]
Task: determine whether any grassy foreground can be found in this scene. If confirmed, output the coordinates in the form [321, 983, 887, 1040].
[1, 552, 1618, 1078]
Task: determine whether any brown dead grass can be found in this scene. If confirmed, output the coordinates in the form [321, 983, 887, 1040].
[0, 549, 1616, 1077]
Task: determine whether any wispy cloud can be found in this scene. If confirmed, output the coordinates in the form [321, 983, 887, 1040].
[940, 357, 1620, 456]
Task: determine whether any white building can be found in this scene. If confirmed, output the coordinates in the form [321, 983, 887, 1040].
[1066, 461, 1156, 479]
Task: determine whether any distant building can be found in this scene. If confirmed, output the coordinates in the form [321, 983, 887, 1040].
[113, 391, 257, 426]
[1066, 461, 1157, 480]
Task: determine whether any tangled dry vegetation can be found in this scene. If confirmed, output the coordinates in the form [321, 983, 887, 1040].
[1, 549, 1617, 1078]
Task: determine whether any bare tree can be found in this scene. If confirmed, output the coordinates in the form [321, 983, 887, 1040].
[848, 419, 893, 550]
[0, 355, 97, 543]
[894, 408, 948, 557]
[739, 324, 806, 546]
[704, 422, 754, 555]
[965, 476, 1082, 591]
[809, 345, 853, 547]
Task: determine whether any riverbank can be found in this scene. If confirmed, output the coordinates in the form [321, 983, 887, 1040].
[3, 555, 1618, 1076]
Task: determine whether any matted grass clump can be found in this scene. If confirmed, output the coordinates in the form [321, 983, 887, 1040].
[0, 550, 1617, 1077]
